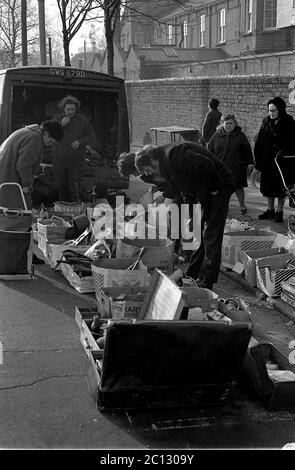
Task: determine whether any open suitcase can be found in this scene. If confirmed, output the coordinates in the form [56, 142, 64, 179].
[0, 183, 34, 280]
[86, 320, 252, 411]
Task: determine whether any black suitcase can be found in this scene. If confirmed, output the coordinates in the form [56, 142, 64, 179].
[86, 320, 252, 411]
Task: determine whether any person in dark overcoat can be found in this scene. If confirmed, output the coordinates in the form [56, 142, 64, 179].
[53, 95, 96, 202]
[134, 141, 235, 290]
[208, 114, 254, 215]
[202, 98, 222, 144]
[254, 96, 295, 223]
[0, 120, 63, 209]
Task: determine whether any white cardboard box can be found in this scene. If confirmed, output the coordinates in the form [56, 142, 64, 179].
[222, 230, 275, 269]
[240, 248, 289, 286]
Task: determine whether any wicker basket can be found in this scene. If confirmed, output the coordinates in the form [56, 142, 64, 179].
[53, 201, 85, 216]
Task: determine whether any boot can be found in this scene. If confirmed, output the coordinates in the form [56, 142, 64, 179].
[258, 209, 275, 220]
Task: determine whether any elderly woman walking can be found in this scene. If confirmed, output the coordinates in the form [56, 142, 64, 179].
[208, 114, 254, 215]
[254, 97, 295, 223]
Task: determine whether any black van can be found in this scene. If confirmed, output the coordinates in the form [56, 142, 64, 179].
[0, 66, 130, 194]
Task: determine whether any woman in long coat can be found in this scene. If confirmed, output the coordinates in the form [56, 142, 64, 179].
[254, 96, 295, 223]
[208, 114, 254, 215]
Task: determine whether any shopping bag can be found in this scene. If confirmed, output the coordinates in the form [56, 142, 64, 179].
[0, 229, 33, 275]
[0, 207, 32, 232]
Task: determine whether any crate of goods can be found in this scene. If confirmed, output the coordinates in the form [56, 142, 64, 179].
[256, 256, 295, 297]
[45, 243, 90, 270]
[60, 261, 94, 294]
[181, 286, 219, 321]
[75, 306, 110, 356]
[53, 201, 85, 216]
[240, 342, 295, 410]
[281, 277, 295, 307]
[222, 230, 275, 269]
[37, 217, 70, 254]
[86, 320, 252, 411]
[116, 237, 174, 274]
[240, 247, 290, 287]
[97, 286, 147, 320]
[59, 252, 94, 293]
[91, 258, 150, 291]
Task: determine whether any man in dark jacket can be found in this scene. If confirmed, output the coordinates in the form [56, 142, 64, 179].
[202, 98, 222, 144]
[0, 120, 63, 209]
[135, 141, 235, 289]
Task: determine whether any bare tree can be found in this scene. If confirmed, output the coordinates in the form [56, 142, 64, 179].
[91, 1, 120, 76]
[93, 0, 190, 75]
[0, 0, 38, 68]
[56, 0, 95, 66]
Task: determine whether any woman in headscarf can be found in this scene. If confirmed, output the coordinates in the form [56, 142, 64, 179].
[254, 97, 295, 223]
[208, 114, 254, 215]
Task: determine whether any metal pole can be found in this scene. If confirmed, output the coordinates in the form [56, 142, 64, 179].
[48, 37, 52, 65]
[21, 0, 28, 65]
[84, 40, 87, 69]
[38, 0, 46, 64]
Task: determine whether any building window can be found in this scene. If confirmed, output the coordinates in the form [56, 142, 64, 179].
[218, 8, 226, 43]
[246, 0, 253, 33]
[264, 0, 277, 29]
[200, 14, 205, 46]
[182, 20, 188, 48]
[168, 24, 173, 44]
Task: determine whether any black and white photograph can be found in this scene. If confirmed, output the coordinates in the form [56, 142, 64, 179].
[1, 0, 295, 457]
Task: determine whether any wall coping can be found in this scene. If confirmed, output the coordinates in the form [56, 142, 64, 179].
[126, 74, 293, 86]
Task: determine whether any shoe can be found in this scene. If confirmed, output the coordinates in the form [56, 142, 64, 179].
[258, 209, 275, 220]
[275, 211, 283, 223]
[196, 279, 213, 290]
[240, 208, 247, 215]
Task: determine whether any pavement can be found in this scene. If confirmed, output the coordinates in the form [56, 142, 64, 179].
[1, 179, 295, 451]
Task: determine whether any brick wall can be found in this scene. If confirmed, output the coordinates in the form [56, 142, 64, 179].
[125, 75, 295, 148]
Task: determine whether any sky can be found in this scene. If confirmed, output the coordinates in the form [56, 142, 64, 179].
[44, 0, 104, 56]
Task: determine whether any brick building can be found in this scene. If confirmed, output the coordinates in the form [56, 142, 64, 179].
[107, 0, 295, 79]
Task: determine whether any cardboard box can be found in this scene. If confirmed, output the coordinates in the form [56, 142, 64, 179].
[45, 243, 90, 270]
[181, 286, 219, 313]
[91, 258, 150, 290]
[37, 218, 70, 254]
[241, 342, 295, 410]
[256, 259, 295, 297]
[281, 279, 295, 307]
[74, 306, 102, 356]
[222, 230, 275, 269]
[97, 286, 147, 319]
[116, 238, 175, 274]
[60, 262, 94, 293]
[240, 248, 289, 287]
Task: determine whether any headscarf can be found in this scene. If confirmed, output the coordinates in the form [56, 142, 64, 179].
[267, 97, 287, 118]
